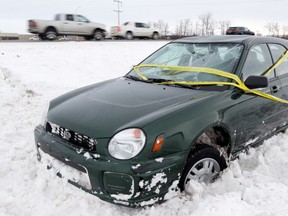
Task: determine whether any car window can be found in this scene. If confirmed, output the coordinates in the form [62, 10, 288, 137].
[142, 23, 149, 28]
[76, 15, 89, 23]
[242, 44, 274, 80]
[66, 14, 74, 21]
[268, 44, 288, 77]
[135, 23, 146, 28]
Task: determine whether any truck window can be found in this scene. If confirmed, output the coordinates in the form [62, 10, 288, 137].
[66, 14, 74, 21]
[76, 15, 89, 23]
[55, 14, 60, 21]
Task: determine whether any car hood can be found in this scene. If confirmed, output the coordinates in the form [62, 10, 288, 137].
[48, 78, 215, 138]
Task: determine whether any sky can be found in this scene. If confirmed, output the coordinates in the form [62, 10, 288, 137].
[0, 0, 287, 35]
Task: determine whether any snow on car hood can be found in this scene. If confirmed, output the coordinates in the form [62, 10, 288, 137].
[48, 77, 215, 138]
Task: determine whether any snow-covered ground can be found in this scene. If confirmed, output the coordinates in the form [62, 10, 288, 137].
[1, 41, 288, 216]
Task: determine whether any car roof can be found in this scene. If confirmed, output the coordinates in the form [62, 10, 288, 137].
[175, 35, 288, 48]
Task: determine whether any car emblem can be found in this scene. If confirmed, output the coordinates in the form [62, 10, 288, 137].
[63, 131, 71, 140]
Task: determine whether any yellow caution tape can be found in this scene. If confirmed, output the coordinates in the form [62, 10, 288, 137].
[262, 49, 288, 76]
[133, 50, 288, 104]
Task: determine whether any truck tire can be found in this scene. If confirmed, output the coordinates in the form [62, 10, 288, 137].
[38, 34, 47, 40]
[45, 28, 57, 40]
[125, 32, 133, 40]
[179, 146, 227, 194]
[84, 36, 93, 40]
[93, 30, 103, 41]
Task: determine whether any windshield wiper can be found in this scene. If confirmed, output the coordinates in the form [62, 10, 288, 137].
[169, 83, 201, 89]
[125, 75, 172, 83]
[146, 78, 173, 83]
[125, 75, 150, 82]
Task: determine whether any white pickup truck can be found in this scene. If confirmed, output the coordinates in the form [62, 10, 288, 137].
[28, 13, 107, 40]
[110, 22, 160, 40]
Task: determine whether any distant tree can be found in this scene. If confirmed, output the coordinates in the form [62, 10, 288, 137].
[265, 22, 280, 37]
[175, 19, 193, 37]
[198, 12, 216, 35]
[282, 25, 288, 37]
[219, 20, 231, 35]
[153, 20, 169, 37]
[182, 19, 193, 36]
[194, 21, 201, 36]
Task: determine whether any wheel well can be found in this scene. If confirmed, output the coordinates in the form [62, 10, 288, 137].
[45, 26, 57, 33]
[153, 31, 159, 35]
[94, 28, 104, 33]
[126, 31, 133, 34]
[189, 126, 231, 160]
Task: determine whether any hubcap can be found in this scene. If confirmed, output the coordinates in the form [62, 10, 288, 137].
[94, 32, 102, 40]
[46, 31, 56, 40]
[184, 158, 220, 192]
[153, 33, 159, 40]
[126, 33, 133, 40]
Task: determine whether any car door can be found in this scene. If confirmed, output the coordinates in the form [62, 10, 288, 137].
[63, 14, 79, 34]
[134, 22, 150, 37]
[268, 43, 288, 127]
[234, 43, 283, 152]
[74, 15, 93, 35]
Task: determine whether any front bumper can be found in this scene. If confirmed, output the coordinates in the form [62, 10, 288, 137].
[34, 125, 187, 207]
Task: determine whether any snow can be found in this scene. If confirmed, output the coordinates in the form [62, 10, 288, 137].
[155, 157, 164, 163]
[1, 41, 288, 216]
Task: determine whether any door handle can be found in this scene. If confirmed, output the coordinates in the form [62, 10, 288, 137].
[271, 85, 279, 93]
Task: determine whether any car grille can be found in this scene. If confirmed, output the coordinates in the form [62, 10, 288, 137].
[45, 121, 96, 151]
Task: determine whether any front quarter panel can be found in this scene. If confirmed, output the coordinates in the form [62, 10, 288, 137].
[141, 89, 239, 159]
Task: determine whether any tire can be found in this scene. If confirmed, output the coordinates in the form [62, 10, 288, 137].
[152, 32, 159, 40]
[84, 36, 93, 40]
[38, 34, 46, 40]
[179, 146, 227, 194]
[45, 28, 57, 40]
[93, 31, 103, 41]
[126, 32, 133, 40]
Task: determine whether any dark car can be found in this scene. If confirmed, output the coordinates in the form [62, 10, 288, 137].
[34, 35, 288, 207]
[226, 26, 255, 35]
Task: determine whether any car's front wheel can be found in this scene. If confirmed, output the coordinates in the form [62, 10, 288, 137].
[152, 32, 159, 40]
[93, 30, 104, 41]
[179, 146, 227, 194]
[126, 32, 133, 40]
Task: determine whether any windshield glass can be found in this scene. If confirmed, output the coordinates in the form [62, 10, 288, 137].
[127, 42, 244, 83]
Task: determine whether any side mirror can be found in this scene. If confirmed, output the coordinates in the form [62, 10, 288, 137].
[244, 75, 268, 89]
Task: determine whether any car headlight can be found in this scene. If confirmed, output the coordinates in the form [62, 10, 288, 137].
[108, 128, 146, 160]
[41, 103, 50, 126]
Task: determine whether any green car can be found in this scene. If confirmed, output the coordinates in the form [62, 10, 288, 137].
[34, 35, 288, 207]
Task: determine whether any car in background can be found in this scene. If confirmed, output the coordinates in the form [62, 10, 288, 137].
[110, 21, 160, 40]
[28, 13, 107, 41]
[226, 26, 255, 35]
[34, 35, 288, 207]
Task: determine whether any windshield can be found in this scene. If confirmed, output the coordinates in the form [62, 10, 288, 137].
[127, 42, 244, 83]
